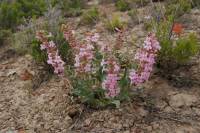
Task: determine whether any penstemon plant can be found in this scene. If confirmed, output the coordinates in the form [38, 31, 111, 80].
[34, 24, 161, 108]
[36, 30, 65, 76]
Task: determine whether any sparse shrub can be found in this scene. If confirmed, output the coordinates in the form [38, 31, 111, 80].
[128, 0, 149, 7]
[0, 0, 48, 30]
[81, 7, 99, 25]
[128, 9, 140, 24]
[152, 15, 199, 70]
[13, 6, 64, 54]
[55, 0, 85, 17]
[17, 0, 47, 18]
[173, 33, 199, 62]
[191, 0, 200, 7]
[0, 2, 22, 30]
[116, 0, 130, 12]
[105, 14, 126, 31]
[0, 29, 11, 46]
[144, 3, 199, 71]
[158, 32, 199, 69]
[165, 0, 192, 16]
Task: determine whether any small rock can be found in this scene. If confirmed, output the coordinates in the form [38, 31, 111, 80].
[123, 130, 130, 133]
[7, 70, 17, 76]
[137, 107, 148, 117]
[152, 123, 159, 129]
[164, 106, 173, 113]
[0, 71, 5, 77]
[146, 126, 153, 132]
[169, 93, 198, 108]
[84, 119, 92, 126]
[192, 107, 200, 115]
[112, 123, 122, 129]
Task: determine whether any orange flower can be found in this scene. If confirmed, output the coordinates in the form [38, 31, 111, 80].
[172, 23, 183, 35]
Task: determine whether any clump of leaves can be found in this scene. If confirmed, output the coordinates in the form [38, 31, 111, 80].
[81, 7, 99, 25]
[56, 32, 74, 64]
[31, 39, 47, 63]
[69, 66, 131, 109]
[105, 14, 126, 31]
[115, 0, 130, 12]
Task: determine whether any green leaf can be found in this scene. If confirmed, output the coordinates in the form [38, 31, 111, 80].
[111, 100, 120, 108]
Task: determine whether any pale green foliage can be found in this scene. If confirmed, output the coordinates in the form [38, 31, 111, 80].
[173, 33, 199, 63]
[156, 17, 199, 69]
[128, 9, 140, 24]
[116, 0, 130, 11]
[0, 29, 11, 46]
[192, 0, 200, 7]
[81, 7, 99, 25]
[105, 14, 126, 31]
[54, 0, 85, 16]
[166, 0, 192, 16]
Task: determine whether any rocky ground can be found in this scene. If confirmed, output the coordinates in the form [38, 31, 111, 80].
[0, 1, 200, 133]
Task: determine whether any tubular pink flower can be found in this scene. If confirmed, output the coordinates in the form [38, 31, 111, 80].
[73, 33, 98, 73]
[102, 58, 120, 98]
[36, 31, 65, 76]
[129, 33, 161, 85]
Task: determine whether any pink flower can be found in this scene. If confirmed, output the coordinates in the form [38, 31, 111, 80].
[85, 33, 100, 43]
[102, 73, 120, 98]
[102, 58, 120, 98]
[36, 31, 65, 76]
[74, 43, 94, 73]
[40, 44, 47, 50]
[129, 33, 160, 85]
